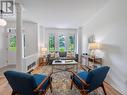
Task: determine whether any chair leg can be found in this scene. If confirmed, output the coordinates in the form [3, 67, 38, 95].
[70, 80, 73, 90]
[50, 83, 53, 93]
[80, 90, 89, 95]
[39, 91, 44, 95]
[101, 84, 107, 95]
[11, 91, 16, 95]
[50, 78, 53, 93]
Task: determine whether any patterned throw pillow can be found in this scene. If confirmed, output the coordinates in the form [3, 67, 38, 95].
[67, 52, 75, 58]
[55, 52, 59, 58]
[50, 52, 55, 58]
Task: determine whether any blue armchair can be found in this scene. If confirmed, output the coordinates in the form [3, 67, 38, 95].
[69, 66, 110, 95]
[4, 71, 52, 95]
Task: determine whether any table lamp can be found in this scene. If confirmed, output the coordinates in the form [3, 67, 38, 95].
[41, 48, 47, 57]
[88, 42, 101, 57]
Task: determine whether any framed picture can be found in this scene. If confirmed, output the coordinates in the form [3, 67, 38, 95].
[88, 34, 95, 43]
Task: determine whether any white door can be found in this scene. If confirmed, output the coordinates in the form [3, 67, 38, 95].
[7, 28, 16, 65]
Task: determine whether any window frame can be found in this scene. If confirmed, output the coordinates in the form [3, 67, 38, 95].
[46, 29, 77, 53]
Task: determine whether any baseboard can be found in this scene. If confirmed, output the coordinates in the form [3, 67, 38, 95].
[105, 81, 125, 95]
[0, 65, 8, 69]
[0, 64, 16, 68]
[110, 83, 126, 95]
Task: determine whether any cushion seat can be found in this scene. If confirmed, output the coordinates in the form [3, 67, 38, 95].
[72, 71, 88, 89]
[33, 74, 50, 91]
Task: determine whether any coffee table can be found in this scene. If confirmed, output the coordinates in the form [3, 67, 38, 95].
[52, 60, 78, 74]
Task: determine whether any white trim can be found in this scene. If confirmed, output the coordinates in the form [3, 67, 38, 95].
[105, 80, 126, 95]
[0, 64, 8, 69]
[110, 83, 127, 95]
[22, 53, 38, 72]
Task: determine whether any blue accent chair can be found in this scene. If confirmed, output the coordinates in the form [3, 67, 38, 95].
[69, 66, 110, 95]
[4, 71, 52, 95]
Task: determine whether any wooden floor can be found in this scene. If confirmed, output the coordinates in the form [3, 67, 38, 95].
[103, 82, 122, 95]
[0, 65, 122, 95]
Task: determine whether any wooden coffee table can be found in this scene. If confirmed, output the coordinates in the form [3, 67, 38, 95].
[52, 60, 78, 74]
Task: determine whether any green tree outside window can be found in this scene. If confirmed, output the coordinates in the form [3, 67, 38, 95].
[49, 33, 55, 52]
[9, 35, 16, 51]
[59, 35, 66, 52]
[68, 35, 75, 52]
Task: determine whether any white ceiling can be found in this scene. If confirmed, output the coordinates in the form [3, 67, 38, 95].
[17, 0, 109, 28]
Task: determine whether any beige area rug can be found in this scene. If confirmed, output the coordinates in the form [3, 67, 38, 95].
[33, 65, 104, 95]
[40, 66, 79, 95]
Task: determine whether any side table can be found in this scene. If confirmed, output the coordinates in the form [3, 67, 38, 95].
[82, 55, 103, 68]
[39, 57, 47, 66]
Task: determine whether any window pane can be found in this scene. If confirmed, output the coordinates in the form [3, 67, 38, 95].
[59, 34, 66, 52]
[68, 35, 75, 52]
[9, 35, 16, 51]
[49, 33, 55, 52]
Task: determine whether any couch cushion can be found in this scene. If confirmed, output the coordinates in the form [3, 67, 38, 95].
[50, 52, 55, 57]
[55, 52, 59, 58]
[67, 52, 75, 59]
[59, 52, 67, 57]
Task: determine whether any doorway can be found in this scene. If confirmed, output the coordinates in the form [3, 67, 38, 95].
[7, 28, 16, 65]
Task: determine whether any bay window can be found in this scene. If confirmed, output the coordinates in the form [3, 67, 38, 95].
[47, 28, 77, 52]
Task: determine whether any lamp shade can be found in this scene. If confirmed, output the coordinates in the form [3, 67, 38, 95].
[89, 42, 101, 50]
[41, 48, 47, 52]
[0, 18, 7, 26]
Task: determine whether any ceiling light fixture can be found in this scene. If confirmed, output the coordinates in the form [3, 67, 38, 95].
[0, 10, 7, 26]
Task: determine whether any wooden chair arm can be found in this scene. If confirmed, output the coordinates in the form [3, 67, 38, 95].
[67, 69, 89, 87]
[80, 65, 91, 72]
[34, 73, 52, 92]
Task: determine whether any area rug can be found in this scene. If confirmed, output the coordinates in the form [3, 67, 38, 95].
[32, 65, 104, 95]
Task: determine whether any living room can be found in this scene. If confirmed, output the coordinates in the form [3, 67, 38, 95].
[0, 0, 127, 95]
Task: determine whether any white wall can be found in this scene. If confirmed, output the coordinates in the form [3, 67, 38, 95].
[23, 21, 38, 57]
[0, 27, 7, 68]
[4, 21, 39, 72]
[7, 21, 39, 57]
[22, 21, 39, 72]
[82, 0, 127, 94]
[39, 26, 45, 48]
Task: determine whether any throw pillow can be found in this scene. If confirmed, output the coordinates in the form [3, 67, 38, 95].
[50, 52, 55, 58]
[67, 52, 75, 58]
[55, 52, 59, 58]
